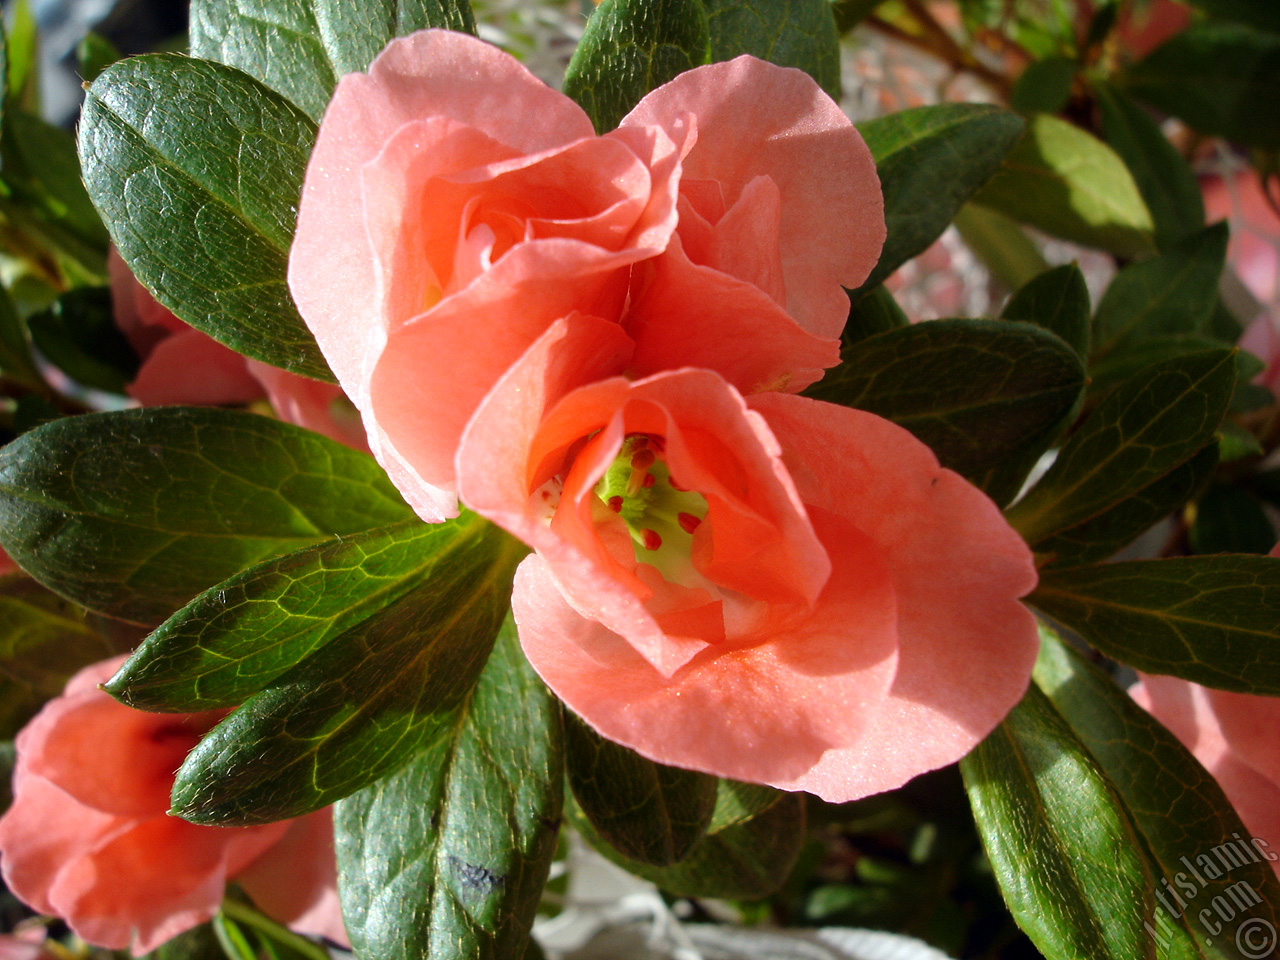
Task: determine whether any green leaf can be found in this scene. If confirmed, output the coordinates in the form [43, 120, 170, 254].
[1189, 0, 1280, 33]
[1033, 556, 1280, 695]
[563, 0, 711, 133]
[1122, 21, 1280, 149]
[0, 407, 411, 624]
[856, 104, 1026, 290]
[574, 779, 804, 899]
[1037, 444, 1218, 569]
[2, 0, 37, 113]
[27, 287, 137, 394]
[842, 284, 908, 347]
[1007, 350, 1235, 547]
[0, 285, 43, 390]
[190, 0, 476, 121]
[0, 110, 110, 276]
[971, 113, 1155, 257]
[1190, 483, 1276, 555]
[215, 901, 331, 960]
[1010, 56, 1076, 115]
[564, 710, 717, 866]
[962, 684, 1152, 960]
[952, 203, 1050, 291]
[0, 577, 119, 738]
[807, 319, 1085, 486]
[1001, 262, 1091, 357]
[1034, 626, 1280, 959]
[1094, 80, 1205, 249]
[1089, 335, 1231, 397]
[107, 517, 477, 711]
[335, 616, 562, 960]
[78, 54, 331, 380]
[1091, 224, 1228, 363]
[169, 520, 524, 824]
[1218, 418, 1265, 462]
[703, 0, 839, 97]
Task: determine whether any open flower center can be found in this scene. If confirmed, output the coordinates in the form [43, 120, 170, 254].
[594, 435, 709, 581]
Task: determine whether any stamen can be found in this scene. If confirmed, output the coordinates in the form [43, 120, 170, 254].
[630, 449, 655, 471]
[607, 496, 623, 513]
[641, 529, 663, 551]
[678, 512, 701, 534]
[641, 473, 656, 489]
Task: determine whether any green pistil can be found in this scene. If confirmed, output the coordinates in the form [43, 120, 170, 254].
[595, 436, 709, 581]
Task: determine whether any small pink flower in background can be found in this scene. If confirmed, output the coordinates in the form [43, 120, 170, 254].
[1129, 542, 1280, 867]
[290, 28, 882, 522]
[455, 319, 1039, 802]
[0, 657, 346, 954]
[1240, 310, 1280, 393]
[107, 249, 368, 451]
[1202, 167, 1280, 309]
[0, 926, 56, 960]
[1131, 675, 1280, 869]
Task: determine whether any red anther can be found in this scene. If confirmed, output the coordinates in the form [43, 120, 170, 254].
[642, 528, 662, 551]
[630, 449, 656, 471]
[641, 473, 656, 489]
[678, 512, 701, 534]
[607, 496, 623, 513]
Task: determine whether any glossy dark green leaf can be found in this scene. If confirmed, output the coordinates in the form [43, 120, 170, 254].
[170, 523, 524, 824]
[962, 685, 1152, 960]
[1091, 224, 1228, 363]
[78, 54, 331, 380]
[27, 287, 137, 394]
[1123, 21, 1280, 149]
[575, 779, 804, 899]
[1034, 627, 1280, 958]
[1008, 350, 1235, 547]
[1189, 483, 1275, 556]
[1094, 80, 1205, 249]
[0, 407, 411, 624]
[0, 577, 119, 739]
[190, 0, 476, 121]
[565, 710, 716, 866]
[807, 319, 1084, 485]
[1001, 262, 1091, 357]
[703, 0, 839, 96]
[1010, 56, 1075, 115]
[1034, 556, 1280, 694]
[564, 0, 711, 133]
[856, 104, 1025, 290]
[1037, 444, 1218, 569]
[0, 110, 110, 276]
[842, 284, 907, 347]
[335, 616, 560, 960]
[831, 0, 885, 33]
[1088, 334, 1232, 397]
[107, 516, 477, 711]
[971, 114, 1155, 257]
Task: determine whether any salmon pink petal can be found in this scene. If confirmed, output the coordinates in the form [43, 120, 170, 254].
[48, 815, 286, 955]
[622, 56, 884, 338]
[290, 29, 594, 393]
[512, 538, 898, 785]
[0, 768, 132, 918]
[1204, 686, 1280, 795]
[246, 360, 369, 453]
[749, 394, 1039, 800]
[235, 810, 346, 946]
[625, 234, 840, 393]
[368, 242, 634, 518]
[128, 328, 265, 407]
[17, 688, 216, 818]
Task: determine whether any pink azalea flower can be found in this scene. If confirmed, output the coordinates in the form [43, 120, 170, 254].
[289, 28, 883, 521]
[1131, 674, 1280, 871]
[107, 249, 368, 451]
[454, 317, 1039, 801]
[0, 657, 346, 954]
